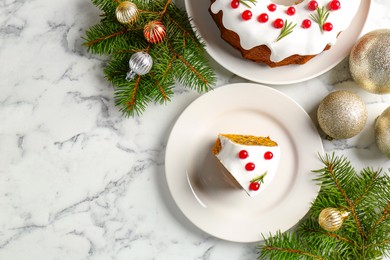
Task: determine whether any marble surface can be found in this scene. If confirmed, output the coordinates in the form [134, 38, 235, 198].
[0, 0, 389, 259]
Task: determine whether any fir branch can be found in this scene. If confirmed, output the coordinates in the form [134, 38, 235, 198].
[259, 231, 324, 260]
[310, 6, 330, 33]
[84, 0, 215, 117]
[276, 20, 297, 42]
[317, 154, 365, 239]
[258, 154, 390, 259]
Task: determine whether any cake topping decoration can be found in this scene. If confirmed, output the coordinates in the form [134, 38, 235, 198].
[238, 150, 249, 159]
[308, 0, 319, 11]
[249, 172, 267, 191]
[328, 0, 341, 11]
[276, 20, 297, 41]
[274, 18, 284, 28]
[264, 151, 273, 160]
[258, 13, 269, 23]
[310, 5, 331, 32]
[242, 10, 253, 20]
[231, 0, 240, 9]
[286, 6, 296, 16]
[302, 18, 312, 28]
[268, 3, 277, 12]
[245, 162, 256, 171]
[239, 0, 257, 8]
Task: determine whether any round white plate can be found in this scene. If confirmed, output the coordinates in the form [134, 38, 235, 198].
[165, 83, 324, 243]
[184, 0, 371, 85]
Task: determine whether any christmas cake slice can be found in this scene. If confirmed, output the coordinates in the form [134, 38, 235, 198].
[212, 134, 280, 197]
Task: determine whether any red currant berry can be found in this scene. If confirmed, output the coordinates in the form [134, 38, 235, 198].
[245, 162, 255, 171]
[308, 0, 318, 11]
[230, 0, 239, 9]
[286, 6, 296, 15]
[242, 10, 252, 20]
[238, 150, 249, 159]
[258, 13, 269, 23]
[249, 182, 260, 191]
[323, 22, 333, 31]
[302, 19, 312, 28]
[264, 151, 273, 160]
[274, 18, 284, 29]
[267, 3, 277, 12]
[328, 0, 341, 10]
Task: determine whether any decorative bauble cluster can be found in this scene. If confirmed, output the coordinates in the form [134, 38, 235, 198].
[115, 1, 168, 81]
[350, 29, 390, 94]
[317, 91, 368, 140]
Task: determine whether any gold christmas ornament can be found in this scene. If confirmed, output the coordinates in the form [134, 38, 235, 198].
[115, 1, 139, 25]
[375, 106, 390, 157]
[144, 21, 166, 44]
[350, 29, 390, 94]
[317, 91, 368, 139]
[318, 208, 350, 232]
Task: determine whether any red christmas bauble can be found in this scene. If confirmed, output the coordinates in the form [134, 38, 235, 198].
[144, 21, 166, 44]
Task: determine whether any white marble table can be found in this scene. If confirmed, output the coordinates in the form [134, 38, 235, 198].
[0, 0, 389, 259]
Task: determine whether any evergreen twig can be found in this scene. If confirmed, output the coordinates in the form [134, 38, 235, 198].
[258, 153, 390, 259]
[83, 0, 215, 117]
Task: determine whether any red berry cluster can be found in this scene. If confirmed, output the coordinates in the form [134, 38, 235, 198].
[238, 149, 273, 191]
[230, 0, 341, 32]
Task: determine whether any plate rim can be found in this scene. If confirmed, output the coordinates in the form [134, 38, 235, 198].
[165, 83, 324, 242]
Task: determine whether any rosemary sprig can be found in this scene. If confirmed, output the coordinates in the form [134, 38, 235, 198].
[276, 20, 297, 42]
[250, 172, 267, 183]
[240, 0, 257, 8]
[310, 6, 330, 33]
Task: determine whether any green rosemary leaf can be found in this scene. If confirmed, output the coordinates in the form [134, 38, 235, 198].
[276, 20, 297, 42]
[239, 0, 257, 8]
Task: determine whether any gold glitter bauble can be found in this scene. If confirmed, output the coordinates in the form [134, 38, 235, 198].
[319, 208, 350, 232]
[317, 91, 368, 139]
[375, 106, 390, 157]
[115, 1, 139, 25]
[350, 29, 390, 94]
[144, 21, 166, 44]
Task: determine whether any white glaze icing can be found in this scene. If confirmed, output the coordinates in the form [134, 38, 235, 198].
[210, 0, 361, 62]
[215, 135, 280, 197]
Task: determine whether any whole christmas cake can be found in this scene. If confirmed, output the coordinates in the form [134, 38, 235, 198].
[212, 134, 280, 197]
[209, 0, 361, 67]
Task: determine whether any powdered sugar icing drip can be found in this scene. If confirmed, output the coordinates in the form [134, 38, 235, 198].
[210, 0, 361, 62]
[216, 135, 280, 197]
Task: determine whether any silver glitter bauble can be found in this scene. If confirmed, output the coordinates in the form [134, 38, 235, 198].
[125, 52, 153, 81]
[375, 106, 390, 157]
[350, 29, 390, 94]
[317, 91, 368, 139]
[319, 208, 350, 232]
[115, 1, 139, 25]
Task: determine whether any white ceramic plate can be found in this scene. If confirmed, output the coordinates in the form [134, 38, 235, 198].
[165, 83, 324, 243]
[184, 0, 371, 85]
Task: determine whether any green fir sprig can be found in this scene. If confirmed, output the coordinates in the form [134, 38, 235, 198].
[83, 0, 216, 117]
[239, 0, 257, 8]
[310, 6, 330, 33]
[276, 20, 297, 42]
[258, 153, 390, 259]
